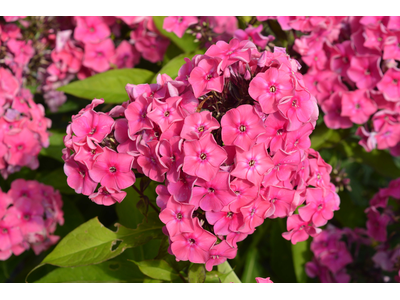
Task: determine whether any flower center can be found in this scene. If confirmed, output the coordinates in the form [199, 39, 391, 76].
[17, 145, 24, 150]
[2, 228, 8, 234]
[164, 110, 170, 117]
[364, 69, 370, 75]
[23, 214, 30, 220]
[355, 103, 361, 109]
[200, 153, 207, 160]
[90, 27, 95, 32]
[227, 211, 233, 218]
[206, 74, 212, 81]
[89, 128, 96, 135]
[176, 212, 183, 220]
[277, 129, 283, 135]
[239, 124, 246, 132]
[292, 99, 298, 107]
[271, 198, 277, 203]
[250, 208, 256, 216]
[188, 238, 195, 244]
[317, 204, 323, 210]
[248, 159, 255, 167]
[109, 166, 117, 173]
[393, 79, 398, 85]
[208, 188, 215, 193]
[314, 56, 318, 61]
[198, 125, 205, 132]
[177, 17, 183, 23]
[269, 85, 277, 93]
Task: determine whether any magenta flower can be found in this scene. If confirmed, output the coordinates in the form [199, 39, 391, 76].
[167, 173, 197, 203]
[74, 16, 110, 43]
[262, 149, 300, 185]
[83, 38, 115, 73]
[71, 109, 114, 146]
[282, 215, 321, 245]
[255, 277, 274, 283]
[278, 90, 314, 130]
[239, 197, 273, 233]
[111, 40, 140, 69]
[261, 186, 296, 218]
[89, 186, 127, 206]
[3, 128, 40, 167]
[182, 133, 227, 182]
[249, 68, 294, 114]
[347, 56, 382, 90]
[180, 111, 219, 140]
[321, 92, 353, 129]
[231, 143, 273, 186]
[228, 178, 259, 213]
[377, 67, 400, 101]
[221, 104, 265, 151]
[170, 218, 216, 263]
[206, 207, 242, 235]
[366, 207, 390, 242]
[147, 97, 183, 132]
[188, 58, 224, 98]
[205, 38, 254, 72]
[260, 112, 288, 154]
[158, 136, 184, 183]
[159, 198, 195, 237]
[163, 16, 198, 38]
[89, 147, 135, 190]
[191, 171, 236, 212]
[341, 90, 377, 124]
[124, 95, 154, 137]
[205, 240, 237, 271]
[64, 158, 98, 196]
[298, 188, 339, 227]
[137, 141, 167, 183]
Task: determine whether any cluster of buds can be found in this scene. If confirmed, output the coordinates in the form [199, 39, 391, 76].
[62, 37, 340, 269]
[307, 178, 400, 283]
[263, 16, 400, 156]
[0, 67, 51, 179]
[0, 179, 64, 261]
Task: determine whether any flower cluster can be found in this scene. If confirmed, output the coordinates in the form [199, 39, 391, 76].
[163, 16, 238, 47]
[265, 16, 400, 155]
[306, 178, 400, 283]
[0, 179, 64, 261]
[62, 37, 340, 269]
[1, 16, 169, 112]
[0, 67, 51, 178]
[163, 16, 275, 51]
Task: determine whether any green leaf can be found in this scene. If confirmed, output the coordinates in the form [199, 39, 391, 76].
[152, 17, 199, 53]
[338, 140, 400, 178]
[188, 264, 206, 283]
[151, 50, 205, 83]
[310, 123, 344, 150]
[28, 212, 164, 281]
[241, 247, 262, 283]
[217, 261, 241, 283]
[39, 130, 65, 162]
[34, 257, 144, 283]
[58, 68, 155, 103]
[291, 240, 311, 283]
[130, 259, 180, 282]
[205, 271, 223, 283]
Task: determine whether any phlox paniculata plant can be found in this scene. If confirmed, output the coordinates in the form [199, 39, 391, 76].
[62, 38, 340, 270]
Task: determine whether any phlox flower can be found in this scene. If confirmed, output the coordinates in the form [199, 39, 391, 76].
[170, 218, 216, 263]
[205, 240, 237, 271]
[89, 186, 127, 206]
[83, 38, 115, 73]
[74, 16, 110, 43]
[255, 277, 273, 283]
[182, 133, 227, 182]
[159, 198, 195, 237]
[341, 90, 377, 124]
[238, 196, 273, 233]
[180, 111, 219, 140]
[377, 67, 400, 101]
[64, 158, 98, 196]
[282, 214, 321, 245]
[163, 16, 198, 38]
[221, 104, 265, 151]
[188, 58, 224, 98]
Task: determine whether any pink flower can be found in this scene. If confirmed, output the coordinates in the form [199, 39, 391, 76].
[228, 178, 258, 213]
[89, 147, 135, 190]
[366, 207, 390, 242]
[249, 68, 294, 114]
[83, 38, 115, 73]
[282, 215, 321, 245]
[147, 97, 183, 132]
[255, 277, 274, 283]
[188, 58, 224, 98]
[0, 67, 19, 99]
[89, 186, 127, 206]
[180, 111, 219, 140]
[206, 207, 242, 235]
[125, 95, 154, 137]
[170, 218, 216, 263]
[262, 150, 300, 185]
[71, 109, 114, 147]
[341, 90, 377, 124]
[111, 40, 140, 69]
[159, 198, 195, 237]
[261, 186, 296, 218]
[298, 188, 339, 227]
[64, 158, 98, 196]
[221, 104, 265, 151]
[278, 90, 314, 130]
[377, 67, 400, 101]
[182, 133, 227, 182]
[231, 143, 273, 186]
[321, 92, 353, 129]
[137, 141, 168, 182]
[239, 197, 273, 233]
[163, 16, 198, 38]
[205, 240, 237, 271]
[205, 38, 255, 72]
[347, 56, 382, 89]
[191, 171, 236, 212]
[158, 136, 184, 183]
[74, 16, 110, 43]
